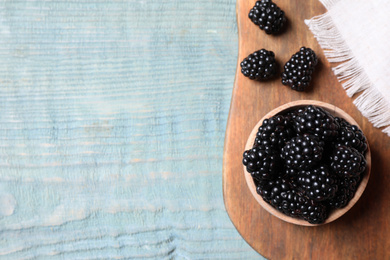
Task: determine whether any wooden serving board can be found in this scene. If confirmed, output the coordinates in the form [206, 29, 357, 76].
[222, 0, 390, 259]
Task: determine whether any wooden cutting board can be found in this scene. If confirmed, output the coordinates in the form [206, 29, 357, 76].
[222, 0, 390, 259]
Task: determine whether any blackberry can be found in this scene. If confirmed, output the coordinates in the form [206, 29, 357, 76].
[293, 105, 339, 141]
[240, 49, 277, 81]
[285, 107, 304, 121]
[301, 202, 328, 224]
[258, 182, 328, 224]
[256, 177, 290, 205]
[281, 134, 324, 170]
[330, 146, 366, 178]
[276, 190, 309, 218]
[334, 117, 368, 154]
[248, 0, 286, 35]
[243, 146, 280, 180]
[298, 165, 338, 201]
[254, 115, 294, 149]
[281, 47, 318, 91]
[327, 176, 361, 208]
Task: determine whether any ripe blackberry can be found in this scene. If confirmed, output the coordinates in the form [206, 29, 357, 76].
[281, 134, 324, 170]
[281, 47, 318, 91]
[285, 107, 304, 121]
[298, 165, 338, 201]
[240, 49, 277, 80]
[330, 146, 366, 178]
[248, 0, 286, 35]
[334, 117, 368, 154]
[276, 190, 309, 218]
[301, 202, 328, 224]
[254, 115, 294, 149]
[243, 145, 280, 181]
[293, 105, 339, 141]
[256, 177, 290, 205]
[259, 184, 328, 224]
[327, 176, 361, 208]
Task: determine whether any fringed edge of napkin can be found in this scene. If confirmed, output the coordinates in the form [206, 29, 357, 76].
[305, 0, 390, 136]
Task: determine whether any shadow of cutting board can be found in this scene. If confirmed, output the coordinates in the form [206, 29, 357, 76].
[222, 0, 390, 259]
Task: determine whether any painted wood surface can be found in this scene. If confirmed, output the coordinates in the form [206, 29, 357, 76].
[0, 0, 263, 259]
[223, 0, 390, 259]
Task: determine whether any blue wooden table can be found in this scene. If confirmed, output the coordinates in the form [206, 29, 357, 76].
[0, 1, 263, 259]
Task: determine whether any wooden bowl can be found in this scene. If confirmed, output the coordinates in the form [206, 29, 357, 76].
[244, 100, 371, 226]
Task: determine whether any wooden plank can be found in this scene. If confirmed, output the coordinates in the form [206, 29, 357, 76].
[223, 0, 390, 259]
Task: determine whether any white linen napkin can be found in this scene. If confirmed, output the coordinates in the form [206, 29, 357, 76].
[305, 0, 390, 136]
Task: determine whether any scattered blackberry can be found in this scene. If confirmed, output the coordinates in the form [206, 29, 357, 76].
[334, 117, 368, 154]
[327, 176, 361, 208]
[254, 115, 294, 149]
[330, 146, 366, 178]
[240, 49, 277, 80]
[281, 47, 318, 91]
[243, 146, 280, 180]
[281, 134, 324, 170]
[298, 165, 338, 201]
[248, 0, 286, 35]
[293, 105, 339, 141]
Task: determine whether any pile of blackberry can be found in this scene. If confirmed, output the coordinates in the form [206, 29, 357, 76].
[243, 105, 368, 224]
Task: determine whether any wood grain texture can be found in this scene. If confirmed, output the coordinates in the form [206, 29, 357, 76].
[0, 0, 262, 259]
[223, 0, 390, 259]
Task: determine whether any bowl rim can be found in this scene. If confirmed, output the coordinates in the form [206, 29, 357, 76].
[243, 100, 371, 226]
